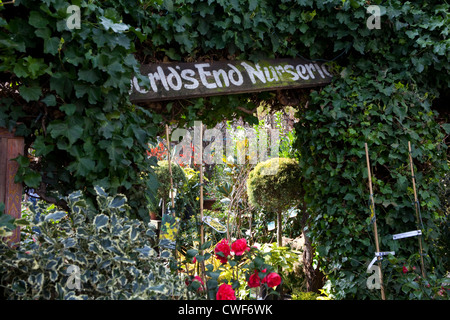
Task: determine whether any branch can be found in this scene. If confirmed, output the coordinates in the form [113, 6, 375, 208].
[236, 106, 257, 115]
[35, 182, 69, 212]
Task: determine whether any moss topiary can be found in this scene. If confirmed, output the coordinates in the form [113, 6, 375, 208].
[150, 160, 186, 213]
[247, 157, 302, 245]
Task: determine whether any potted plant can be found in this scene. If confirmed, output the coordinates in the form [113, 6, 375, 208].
[246, 157, 302, 247]
[149, 160, 186, 223]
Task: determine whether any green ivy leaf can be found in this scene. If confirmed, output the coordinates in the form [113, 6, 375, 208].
[78, 69, 100, 83]
[41, 94, 56, 106]
[44, 37, 60, 55]
[99, 16, 129, 33]
[60, 104, 77, 116]
[441, 123, 450, 134]
[28, 11, 48, 28]
[33, 136, 54, 156]
[19, 85, 42, 102]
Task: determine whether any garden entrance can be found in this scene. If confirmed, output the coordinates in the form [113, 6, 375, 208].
[1, 0, 448, 302]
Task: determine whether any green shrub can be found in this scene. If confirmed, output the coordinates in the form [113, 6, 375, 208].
[150, 160, 187, 213]
[247, 158, 302, 214]
[247, 158, 302, 245]
[291, 290, 320, 300]
[0, 187, 188, 300]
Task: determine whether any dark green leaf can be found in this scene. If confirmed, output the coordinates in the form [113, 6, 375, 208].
[19, 86, 42, 102]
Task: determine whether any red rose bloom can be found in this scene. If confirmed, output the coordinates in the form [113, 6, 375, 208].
[216, 284, 236, 300]
[248, 271, 261, 288]
[215, 239, 231, 264]
[263, 272, 281, 288]
[402, 266, 408, 274]
[186, 275, 204, 292]
[231, 238, 249, 256]
[193, 276, 204, 292]
[193, 275, 203, 284]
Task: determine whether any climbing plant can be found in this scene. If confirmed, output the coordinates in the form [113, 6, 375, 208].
[290, 1, 449, 299]
[0, 0, 448, 299]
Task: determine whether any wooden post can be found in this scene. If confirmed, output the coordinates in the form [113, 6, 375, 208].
[408, 141, 427, 278]
[0, 127, 25, 247]
[197, 123, 207, 289]
[277, 211, 282, 247]
[199, 123, 204, 247]
[365, 143, 386, 300]
[166, 125, 175, 214]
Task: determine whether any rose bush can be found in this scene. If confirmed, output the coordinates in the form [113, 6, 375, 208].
[385, 254, 449, 300]
[214, 239, 231, 264]
[183, 238, 283, 300]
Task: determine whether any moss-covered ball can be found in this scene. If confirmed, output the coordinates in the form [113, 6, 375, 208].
[247, 157, 302, 214]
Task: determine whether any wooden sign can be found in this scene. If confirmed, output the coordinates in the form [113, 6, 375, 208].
[0, 127, 24, 246]
[130, 58, 332, 103]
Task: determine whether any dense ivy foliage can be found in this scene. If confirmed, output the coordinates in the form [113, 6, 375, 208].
[289, 1, 450, 299]
[0, 0, 448, 299]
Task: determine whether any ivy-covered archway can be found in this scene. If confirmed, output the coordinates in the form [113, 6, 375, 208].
[0, 0, 448, 299]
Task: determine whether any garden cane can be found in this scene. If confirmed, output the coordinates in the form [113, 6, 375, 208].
[365, 143, 386, 300]
[158, 125, 180, 258]
[166, 124, 175, 214]
[198, 123, 207, 288]
[407, 141, 426, 278]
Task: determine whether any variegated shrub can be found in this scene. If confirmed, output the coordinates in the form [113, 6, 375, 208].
[0, 186, 188, 300]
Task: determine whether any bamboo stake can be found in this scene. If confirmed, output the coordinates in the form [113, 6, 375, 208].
[408, 141, 426, 278]
[198, 123, 207, 289]
[165, 124, 179, 262]
[365, 143, 386, 300]
[199, 124, 204, 246]
[165, 124, 175, 214]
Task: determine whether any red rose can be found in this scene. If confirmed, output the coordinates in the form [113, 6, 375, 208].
[186, 275, 204, 293]
[402, 266, 408, 273]
[216, 284, 236, 300]
[215, 239, 231, 264]
[248, 271, 261, 288]
[193, 275, 203, 285]
[231, 238, 249, 256]
[193, 276, 204, 292]
[263, 272, 281, 288]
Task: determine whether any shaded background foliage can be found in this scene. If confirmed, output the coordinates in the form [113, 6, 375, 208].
[0, 0, 449, 299]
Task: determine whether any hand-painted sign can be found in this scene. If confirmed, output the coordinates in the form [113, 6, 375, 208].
[130, 58, 332, 103]
[159, 213, 180, 250]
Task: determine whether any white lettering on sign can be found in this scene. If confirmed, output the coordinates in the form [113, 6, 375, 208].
[129, 59, 333, 102]
[181, 69, 199, 89]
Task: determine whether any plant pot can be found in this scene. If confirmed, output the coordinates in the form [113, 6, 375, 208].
[150, 211, 158, 220]
[203, 199, 216, 210]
